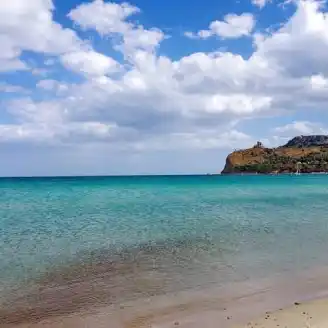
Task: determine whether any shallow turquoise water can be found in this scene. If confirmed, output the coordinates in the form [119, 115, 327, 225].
[1, 174, 328, 301]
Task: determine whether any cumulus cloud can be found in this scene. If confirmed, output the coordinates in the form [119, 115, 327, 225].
[68, 0, 165, 57]
[0, 0, 81, 71]
[254, 0, 328, 77]
[2, 0, 328, 169]
[68, 0, 140, 34]
[61, 50, 120, 77]
[0, 0, 119, 77]
[185, 13, 255, 39]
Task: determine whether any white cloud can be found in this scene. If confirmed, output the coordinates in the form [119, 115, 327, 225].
[0, 83, 29, 94]
[0, 0, 120, 78]
[31, 68, 50, 77]
[0, 57, 28, 72]
[3, 0, 328, 174]
[7, 98, 66, 125]
[184, 31, 198, 39]
[132, 129, 253, 151]
[61, 50, 120, 77]
[254, 0, 328, 77]
[68, 0, 140, 35]
[252, 0, 270, 9]
[44, 58, 56, 66]
[37, 80, 58, 91]
[185, 13, 255, 39]
[0, 124, 56, 144]
[309, 74, 328, 89]
[68, 0, 165, 57]
[274, 121, 328, 137]
[36, 79, 68, 95]
[0, 122, 119, 145]
[0, 0, 84, 71]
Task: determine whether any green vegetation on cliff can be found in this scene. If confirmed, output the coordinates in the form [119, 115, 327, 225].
[221, 135, 328, 174]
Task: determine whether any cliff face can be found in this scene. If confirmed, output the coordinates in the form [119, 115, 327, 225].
[222, 135, 328, 174]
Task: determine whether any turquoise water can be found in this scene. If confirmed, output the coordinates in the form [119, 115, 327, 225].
[1, 175, 328, 306]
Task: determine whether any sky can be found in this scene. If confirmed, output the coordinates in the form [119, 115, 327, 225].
[1, 0, 328, 176]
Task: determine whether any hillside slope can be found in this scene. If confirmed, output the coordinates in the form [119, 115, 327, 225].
[221, 136, 328, 174]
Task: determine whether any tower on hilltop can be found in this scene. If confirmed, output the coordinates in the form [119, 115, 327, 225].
[253, 141, 264, 149]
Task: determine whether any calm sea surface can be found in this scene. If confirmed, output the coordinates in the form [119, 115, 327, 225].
[1, 175, 328, 311]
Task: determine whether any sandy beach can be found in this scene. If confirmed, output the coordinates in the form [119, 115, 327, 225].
[6, 300, 328, 328]
[3, 266, 328, 328]
[6, 298, 328, 328]
[237, 298, 328, 328]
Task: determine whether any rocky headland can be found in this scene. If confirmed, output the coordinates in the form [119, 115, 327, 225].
[221, 135, 328, 174]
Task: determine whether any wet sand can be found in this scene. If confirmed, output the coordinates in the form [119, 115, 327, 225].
[0, 238, 221, 325]
[3, 265, 328, 328]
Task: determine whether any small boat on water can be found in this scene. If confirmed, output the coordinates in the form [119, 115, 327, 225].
[295, 162, 301, 175]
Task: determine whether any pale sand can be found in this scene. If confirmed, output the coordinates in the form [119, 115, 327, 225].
[236, 298, 328, 328]
[4, 267, 328, 328]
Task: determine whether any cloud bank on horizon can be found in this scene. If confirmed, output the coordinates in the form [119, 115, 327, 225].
[1, 0, 328, 175]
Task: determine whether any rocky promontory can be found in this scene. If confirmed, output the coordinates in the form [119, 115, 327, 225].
[221, 136, 328, 174]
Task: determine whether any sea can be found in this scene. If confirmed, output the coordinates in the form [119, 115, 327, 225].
[1, 174, 328, 324]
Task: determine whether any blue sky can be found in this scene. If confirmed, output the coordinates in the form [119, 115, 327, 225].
[1, 0, 328, 176]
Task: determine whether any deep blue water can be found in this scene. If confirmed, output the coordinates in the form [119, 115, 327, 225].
[1, 174, 328, 303]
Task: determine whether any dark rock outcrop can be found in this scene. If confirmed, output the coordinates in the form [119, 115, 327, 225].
[284, 135, 328, 148]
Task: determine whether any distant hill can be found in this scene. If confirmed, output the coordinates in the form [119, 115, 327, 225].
[284, 135, 328, 148]
[221, 135, 328, 174]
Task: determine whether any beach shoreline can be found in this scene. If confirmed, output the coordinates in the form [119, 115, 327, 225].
[3, 265, 328, 328]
